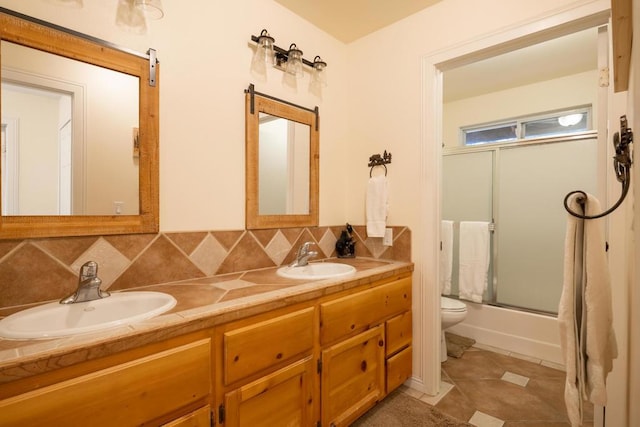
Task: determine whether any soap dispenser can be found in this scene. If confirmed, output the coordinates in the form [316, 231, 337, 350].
[335, 223, 356, 258]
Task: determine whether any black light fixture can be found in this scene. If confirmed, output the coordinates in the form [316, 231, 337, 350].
[250, 29, 328, 84]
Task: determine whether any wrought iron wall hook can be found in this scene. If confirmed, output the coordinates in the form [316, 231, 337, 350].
[368, 150, 392, 177]
[564, 115, 633, 219]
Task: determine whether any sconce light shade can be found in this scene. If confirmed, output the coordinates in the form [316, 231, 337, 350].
[251, 29, 275, 78]
[116, 0, 147, 34]
[286, 44, 304, 78]
[134, 0, 164, 19]
[312, 56, 328, 87]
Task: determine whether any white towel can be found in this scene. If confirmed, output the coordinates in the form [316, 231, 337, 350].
[440, 220, 454, 294]
[366, 175, 388, 237]
[458, 221, 490, 303]
[558, 193, 617, 427]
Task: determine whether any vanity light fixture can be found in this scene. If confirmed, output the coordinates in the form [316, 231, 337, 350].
[250, 29, 328, 84]
[285, 44, 304, 78]
[312, 56, 328, 87]
[250, 29, 275, 78]
[134, 0, 164, 20]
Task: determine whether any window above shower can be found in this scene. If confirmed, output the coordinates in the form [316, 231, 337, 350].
[461, 106, 592, 146]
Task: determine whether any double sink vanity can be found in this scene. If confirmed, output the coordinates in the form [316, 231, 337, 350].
[0, 7, 414, 427]
[0, 258, 413, 426]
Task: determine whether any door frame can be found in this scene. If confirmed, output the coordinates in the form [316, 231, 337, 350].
[417, 0, 612, 418]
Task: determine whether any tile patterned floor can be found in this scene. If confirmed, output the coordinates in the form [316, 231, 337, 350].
[401, 345, 594, 427]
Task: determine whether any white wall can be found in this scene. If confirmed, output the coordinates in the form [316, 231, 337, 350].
[345, 0, 612, 395]
[443, 70, 597, 147]
[0, 0, 350, 229]
[3, 90, 59, 214]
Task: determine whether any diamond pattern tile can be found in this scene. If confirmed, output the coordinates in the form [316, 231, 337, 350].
[109, 235, 205, 291]
[318, 228, 338, 258]
[264, 231, 292, 265]
[190, 234, 228, 276]
[0, 224, 410, 311]
[70, 237, 131, 289]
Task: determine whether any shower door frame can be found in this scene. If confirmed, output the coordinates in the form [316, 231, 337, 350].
[443, 131, 601, 315]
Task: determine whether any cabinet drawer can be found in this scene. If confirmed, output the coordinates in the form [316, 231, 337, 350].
[162, 405, 211, 427]
[320, 277, 411, 345]
[0, 339, 211, 427]
[224, 307, 314, 385]
[386, 311, 412, 357]
[386, 345, 412, 393]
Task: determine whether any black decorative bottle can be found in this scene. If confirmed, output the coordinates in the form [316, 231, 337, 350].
[335, 223, 356, 258]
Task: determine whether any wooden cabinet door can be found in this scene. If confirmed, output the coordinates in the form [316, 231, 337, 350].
[321, 325, 385, 427]
[224, 356, 315, 427]
[0, 339, 211, 427]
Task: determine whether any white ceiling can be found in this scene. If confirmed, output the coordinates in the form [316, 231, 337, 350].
[274, 1, 599, 102]
[443, 27, 599, 102]
[273, 0, 443, 43]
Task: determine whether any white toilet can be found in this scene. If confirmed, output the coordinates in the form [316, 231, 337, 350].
[440, 296, 468, 362]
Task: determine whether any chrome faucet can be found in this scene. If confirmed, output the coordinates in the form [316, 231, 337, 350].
[60, 261, 110, 304]
[290, 241, 318, 267]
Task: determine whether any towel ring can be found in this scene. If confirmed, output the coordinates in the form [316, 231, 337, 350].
[370, 164, 387, 177]
[564, 172, 630, 220]
[563, 115, 633, 220]
[368, 151, 392, 177]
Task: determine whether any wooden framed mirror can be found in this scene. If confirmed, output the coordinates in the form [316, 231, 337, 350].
[245, 85, 319, 229]
[0, 9, 159, 239]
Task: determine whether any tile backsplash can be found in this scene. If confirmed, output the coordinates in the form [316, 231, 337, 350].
[0, 225, 410, 313]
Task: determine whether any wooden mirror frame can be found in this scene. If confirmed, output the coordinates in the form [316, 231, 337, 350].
[0, 9, 159, 239]
[245, 88, 319, 229]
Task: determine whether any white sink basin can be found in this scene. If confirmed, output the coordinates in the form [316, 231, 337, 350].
[0, 291, 177, 340]
[277, 262, 356, 280]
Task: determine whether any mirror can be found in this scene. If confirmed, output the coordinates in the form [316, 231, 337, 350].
[258, 112, 310, 215]
[245, 89, 318, 229]
[0, 9, 159, 238]
[2, 41, 140, 216]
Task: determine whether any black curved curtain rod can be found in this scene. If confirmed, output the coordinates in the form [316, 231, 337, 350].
[563, 115, 633, 220]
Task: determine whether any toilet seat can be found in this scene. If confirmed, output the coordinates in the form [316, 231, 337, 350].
[441, 297, 466, 312]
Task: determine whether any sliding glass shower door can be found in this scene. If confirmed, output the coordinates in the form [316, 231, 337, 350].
[442, 137, 598, 314]
[442, 150, 494, 302]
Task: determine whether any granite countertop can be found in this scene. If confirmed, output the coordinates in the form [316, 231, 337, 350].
[0, 257, 413, 385]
